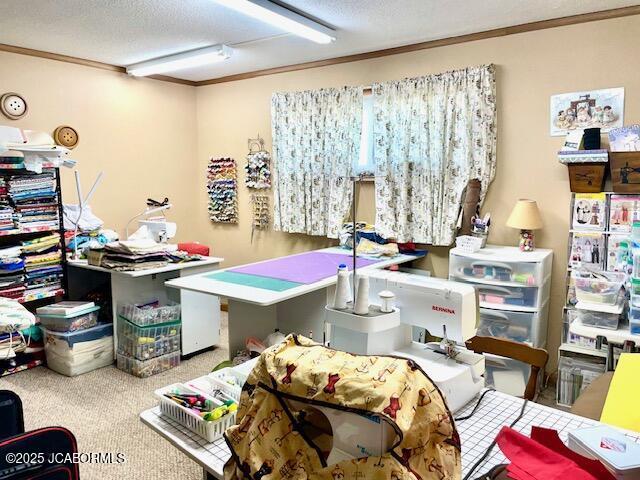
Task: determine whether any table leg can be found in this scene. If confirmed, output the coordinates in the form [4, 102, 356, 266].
[203, 468, 218, 479]
[277, 288, 329, 343]
[227, 300, 277, 358]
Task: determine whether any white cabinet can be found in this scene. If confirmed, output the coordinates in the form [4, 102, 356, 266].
[449, 245, 553, 396]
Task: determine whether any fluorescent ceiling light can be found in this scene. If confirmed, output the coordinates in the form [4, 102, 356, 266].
[126, 44, 232, 77]
[214, 0, 335, 44]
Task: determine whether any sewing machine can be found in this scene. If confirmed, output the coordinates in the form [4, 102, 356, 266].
[328, 269, 485, 412]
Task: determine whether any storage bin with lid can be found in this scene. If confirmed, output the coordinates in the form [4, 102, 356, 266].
[119, 300, 180, 327]
[42, 323, 113, 348]
[572, 270, 626, 306]
[42, 323, 114, 376]
[116, 350, 180, 378]
[37, 306, 99, 333]
[117, 317, 181, 360]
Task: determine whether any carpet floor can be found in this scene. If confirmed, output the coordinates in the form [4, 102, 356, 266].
[3, 315, 230, 480]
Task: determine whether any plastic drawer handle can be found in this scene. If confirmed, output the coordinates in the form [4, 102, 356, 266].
[470, 261, 513, 272]
[480, 310, 510, 320]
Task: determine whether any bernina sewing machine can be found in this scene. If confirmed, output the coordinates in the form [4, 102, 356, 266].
[327, 269, 485, 412]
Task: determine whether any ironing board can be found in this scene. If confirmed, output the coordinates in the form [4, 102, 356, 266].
[165, 247, 421, 355]
[140, 389, 640, 480]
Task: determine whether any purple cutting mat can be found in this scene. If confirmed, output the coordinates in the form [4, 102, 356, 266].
[229, 251, 380, 284]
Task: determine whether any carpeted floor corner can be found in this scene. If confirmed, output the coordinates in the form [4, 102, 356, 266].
[3, 315, 230, 480]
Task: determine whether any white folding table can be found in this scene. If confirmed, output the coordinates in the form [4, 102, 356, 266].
[67, 257, 223, 356]
[165, 247, 421, 356]
[140, 389, 640, 480]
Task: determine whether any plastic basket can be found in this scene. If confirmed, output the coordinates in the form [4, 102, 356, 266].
[187, 368, 248, 402]
[119, 301, 180, 327]
[117, 317, 181, 360]
[116, 350, 180, 378]
[155, 383, 236, 442]
[455, 235, 484, 253]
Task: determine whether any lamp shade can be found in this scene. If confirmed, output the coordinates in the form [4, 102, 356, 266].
[506, 199, 543, 230]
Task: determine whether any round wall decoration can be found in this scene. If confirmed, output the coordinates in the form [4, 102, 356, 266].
[53, 125, 79, 149]
[0, 92, 28, 120]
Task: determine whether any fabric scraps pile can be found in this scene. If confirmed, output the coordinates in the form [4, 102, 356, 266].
[100, 239, 177, 271]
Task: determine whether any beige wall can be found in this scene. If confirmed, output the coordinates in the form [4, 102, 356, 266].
[0, 51, 199, 241]
[195, 14, 640, 370]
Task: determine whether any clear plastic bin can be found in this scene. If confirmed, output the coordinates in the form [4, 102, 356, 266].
[37, 306, 99, 333]
[630, 320, 640, 335]
[117, 318, 181, 360]
[556, 356, 606, 407]
[116, 351, 180, 378]
[478, 308, 539, 344]
[631, 278, 640, 296]
[119, 300, 180, 327]
[630, 306, 640, 322]
[569, 308, 620, 330]
[572, 270, 626, 305]
[449, 253, 542, 286]
[474, 283, 537, 308]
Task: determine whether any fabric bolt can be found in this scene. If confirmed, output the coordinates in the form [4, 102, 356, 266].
[271, 86, 362, 238]
[372, 64, 497, 245]
[229, 251, 379, 284]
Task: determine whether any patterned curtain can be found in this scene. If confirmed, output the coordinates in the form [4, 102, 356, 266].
[271, 87, 362, 238]
[372, 64, 497, 245]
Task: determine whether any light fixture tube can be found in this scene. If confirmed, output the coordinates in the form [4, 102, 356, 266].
[126, 45, 232, 77]
[214, 0, 335, 44]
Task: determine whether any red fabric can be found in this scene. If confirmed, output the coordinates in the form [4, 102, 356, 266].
[178, 242, 210, 256]
[496, 427, 599, 480]
[530, 427, 615, 480]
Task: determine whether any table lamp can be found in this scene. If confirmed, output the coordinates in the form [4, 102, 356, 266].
[506, 199, 543, 252]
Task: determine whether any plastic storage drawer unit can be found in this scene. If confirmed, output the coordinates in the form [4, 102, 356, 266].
[449, 254, 542, 286]
[570, 308, 621, 330]
[119, 301, 180, 327]
[117, 318, 181, 360]
[478, 308, 541, 344]
[471, 283, 537, 309]
[116, 350, 180, 378]
[37, 306, 100, 333]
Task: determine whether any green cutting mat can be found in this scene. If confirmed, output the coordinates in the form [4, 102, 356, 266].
[206, 271, 302, 292]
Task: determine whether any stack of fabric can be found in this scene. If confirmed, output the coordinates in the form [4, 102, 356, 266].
[0, 245, 25, 299]
[21, 233, 63, 299]
[8, 172, 60, 231]
[101, 239, 177, 271]
[0, 178, 16, 232]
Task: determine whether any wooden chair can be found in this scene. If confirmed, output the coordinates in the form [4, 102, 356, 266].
[465, 336, 549, 401]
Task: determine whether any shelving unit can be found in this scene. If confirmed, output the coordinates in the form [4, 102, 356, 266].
[449, 245, 553, 397]
[558, 192, 640, 406]
[0, 164, 68, 377]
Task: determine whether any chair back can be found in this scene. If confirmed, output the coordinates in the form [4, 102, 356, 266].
[0, 390, 24, 439]
[465, 336, 549, 400]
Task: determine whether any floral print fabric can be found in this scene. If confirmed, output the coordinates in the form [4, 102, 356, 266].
[271, 87, 363, 238]
[373, 64, 497, 245]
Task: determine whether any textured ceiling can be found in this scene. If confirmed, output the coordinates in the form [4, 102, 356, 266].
[0, 0, 636, 81]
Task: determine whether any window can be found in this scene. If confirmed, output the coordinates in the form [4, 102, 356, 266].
[355, 92, 375, 175]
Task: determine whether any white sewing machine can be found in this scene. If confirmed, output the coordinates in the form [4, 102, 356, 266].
[327, 269, 485, 412]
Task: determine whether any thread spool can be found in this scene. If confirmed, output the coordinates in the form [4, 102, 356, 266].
[354, 275, 370, 315]
[379, 290, 395, 313]
[333, 264, 351, 310]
